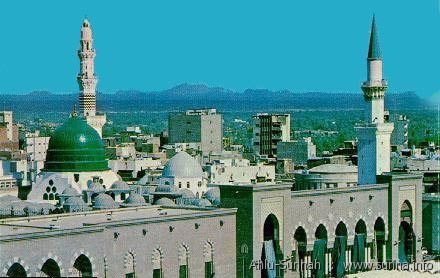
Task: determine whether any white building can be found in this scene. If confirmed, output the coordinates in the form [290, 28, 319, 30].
[158, 152, 206, 198]
[252, 113, 290, 157]
[204, 158, 275, 185]
[355, 17, 394, 185]
[77, 19, 106, 137]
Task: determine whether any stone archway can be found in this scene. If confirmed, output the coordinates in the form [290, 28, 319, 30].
[351, 219, 367, 272]
[41, 258, 61, 277]
[373, 217, 386, 263]
[6, 263, 27, 277]
[261, 214, 283, 278]
[293, 226, 307, 278]
[311, 224, 328, 278]
[399, 200, 414, 263]
[332, 221, 348, 278]
[73, 254, 93, 277]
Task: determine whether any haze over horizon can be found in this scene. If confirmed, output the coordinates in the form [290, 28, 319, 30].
[0, 1, 438, 101]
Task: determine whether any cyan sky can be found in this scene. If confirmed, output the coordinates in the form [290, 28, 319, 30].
[0, 0, 438, 98]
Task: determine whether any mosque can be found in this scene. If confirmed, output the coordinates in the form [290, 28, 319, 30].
[0, 17, 425, 278]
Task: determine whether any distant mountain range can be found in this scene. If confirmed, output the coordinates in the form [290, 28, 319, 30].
[0, 83, 433, 113]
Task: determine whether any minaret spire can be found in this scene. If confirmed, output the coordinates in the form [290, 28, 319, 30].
[356, 16, 394, 185]
[367, 15, 381, 60]
[77, 18, 97, 117]
[76, 19, 106, 137]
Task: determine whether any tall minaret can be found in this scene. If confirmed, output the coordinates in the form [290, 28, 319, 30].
[77, 19, 106, 137]
[356, 16, 394, 185]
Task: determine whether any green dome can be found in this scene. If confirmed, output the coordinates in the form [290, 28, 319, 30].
[43, 115, 109, 172]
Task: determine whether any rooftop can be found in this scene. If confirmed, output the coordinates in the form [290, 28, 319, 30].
[0, 206, 236, 239]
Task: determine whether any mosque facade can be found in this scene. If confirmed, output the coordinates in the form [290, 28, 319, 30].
[0, 17, 426, 278]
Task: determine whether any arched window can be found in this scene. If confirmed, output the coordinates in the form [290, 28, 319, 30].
[293, 226, 307, 277]
[41, 258, 61, 277]
[43, 193, 48, 200]
[178, 244, 189, 278]
[124, 251, 136, 278]
[152, 248, 163, 278]
[186, 182, 190, 189]
[332, 222, 348, 277]
[49, 193, 54, 200]
[198, 181, 202, 187]
[73, 254, 93, 277]
[178, 182, 182, 188]
[352, 219, 367, 269]
[374, 217, 386, 262]
[313, 224, 328, 277]
[7, 262, 27, 277]
[203, 241, 214, 278]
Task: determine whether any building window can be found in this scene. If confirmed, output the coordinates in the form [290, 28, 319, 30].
[124, 251, 136, 278]
[178, 182, 182, 189]
[204, 241, 215, 278]
[178, 244, 189, 278]
[186, 182, 190, 188]
[152, 248, 163, 278]
[49, 193, 54, 200]
[46, 186, 51, 193]
[198, 181, 202, 187]
[43, 193, 48, 200]
[121, 193, 126, 200]
[49, 179, 54, 186]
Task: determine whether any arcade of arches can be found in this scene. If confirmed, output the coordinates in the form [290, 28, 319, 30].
[291, 217, 387, 278]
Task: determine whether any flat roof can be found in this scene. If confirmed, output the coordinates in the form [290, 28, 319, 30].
[0, 205, 236, 240]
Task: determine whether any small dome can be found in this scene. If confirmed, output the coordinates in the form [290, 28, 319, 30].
[123, 193, 146, 207]
[110, 181, 130, 191]
[43, 116, 108, 172]
[61, 187, 81, 196]
[179, 189, 195, 199]
[155, 197, 175, 206]
[93, 193, 118, 210]
[0, 195, 20, 203]
[64, 196, 87, 206]
[204, 188, 220, 202]
[192, 198, 212, 207]
[162, 152, 203, 178]
[88, 181, 105, 193]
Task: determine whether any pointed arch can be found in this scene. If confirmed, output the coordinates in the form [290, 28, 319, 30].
[124, 250, 136, 278]
[6, 263, 27, 277]
[152, 247, 163, 278]
[374, 217, 386, 263]
[41, 258, 61, 277]
[203, 241, 215, 278]
[73, 254, 93, 277]
[178, 244, 190, 278]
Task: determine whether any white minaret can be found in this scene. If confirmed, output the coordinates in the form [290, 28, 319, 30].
[356, 16, 394, 185]
[77, 19, 106, 137]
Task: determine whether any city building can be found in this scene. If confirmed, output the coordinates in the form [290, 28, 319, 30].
[77, 19, 106, 137]
[168, 109, 223, 155]
[277, 137, 316, 166]
[390, 114, 409, 149]
[252, 113, 290, 157]
[0, 111, 19, 151]
[355, 16, 394, 185]
[24, 130, 50, 180]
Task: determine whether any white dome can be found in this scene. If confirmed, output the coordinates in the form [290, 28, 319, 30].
[110, 180, 130, 191]
[162, 152, 203, 178]
[61, 187, 80, 196]
[93, 193, 118, 210]
[123, 193, 146, 206]
[155, 197, 175, 206]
